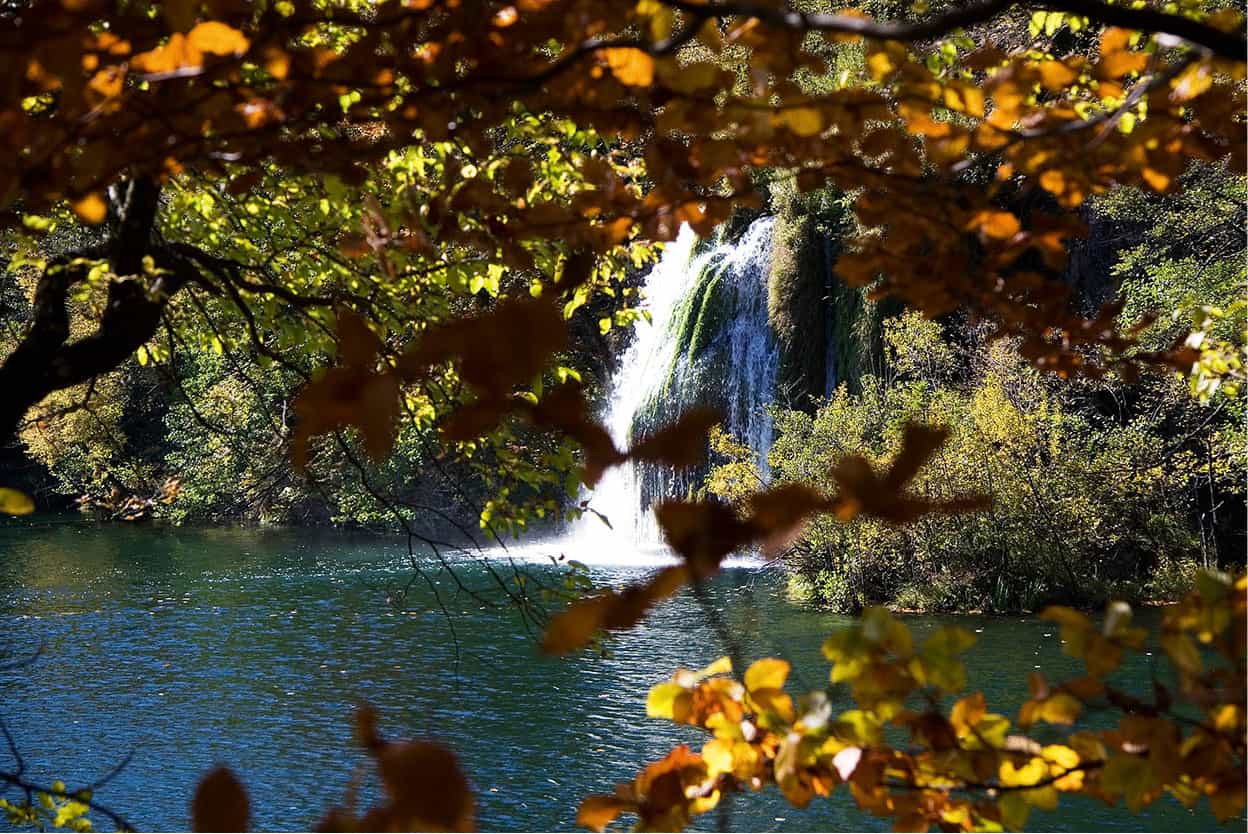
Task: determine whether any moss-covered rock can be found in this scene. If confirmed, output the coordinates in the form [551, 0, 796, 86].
[769, 211, 828, 410]
[766, 185, 891, 406]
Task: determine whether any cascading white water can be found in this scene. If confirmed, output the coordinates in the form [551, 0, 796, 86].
[573, 217, 781, 550]
[711, 216, 780, 475]
[572, 225, 701, 547]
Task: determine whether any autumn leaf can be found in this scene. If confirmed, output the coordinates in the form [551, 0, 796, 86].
[966, 210, 1021, 241]
[604, 48, 654, 86]
[654, 499, 754, 578]
[577, 795, 631, 832]
[187, 21, 250, 56]
[775, 107, 824, 137]
[744, 658, 789, 693]
[374, 741, 475, 831]
[627, 407, 721, 468]
[541, 565, 689, 654]
[291, 309, 400, 469]
[526, 382, 624, 485]
[132, 33, 200, 74]
[191, 767, 250, 833]
[403, 298, 566, 399]
[830, 423, 989, 524]
[71, 193, 108, 225]
[0, 487, 35, 515]
[747, 483, 833, 557]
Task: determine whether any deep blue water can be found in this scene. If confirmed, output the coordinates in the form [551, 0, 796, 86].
[0, 522, 1236, 831]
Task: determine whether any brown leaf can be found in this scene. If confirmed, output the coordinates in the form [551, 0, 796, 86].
[831, 423, 989, 524]
[882, 424, 949, 493]
[227, 170, 264, 195]
[291, 367, 401, 469]
[375, 741, 475, 832]
[577, 795, 631, 832]
[192, 767, 250, 833]
[402, 298, 566, 399]
[627, 407, 721, 468]
[336, 308, 384, 370]
[747, 483, 834, 557]
[526, 382, 624, 484]
[541, 565, 688, 654]
[654, 499, 753, 578]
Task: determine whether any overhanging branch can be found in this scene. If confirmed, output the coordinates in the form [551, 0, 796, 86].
[660, 0, 1245, 60]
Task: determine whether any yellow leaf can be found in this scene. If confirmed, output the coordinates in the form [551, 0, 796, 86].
[834, 709, 881, 746]
[604, 48, 654, 86]
[0, 488, 35, 516]
[697, 656, 733, 678]
[744, 658, 789, 693]
[867, 48, 897, 81]
[999, 756, 1047, 788]
[646, 682, 690, 720]
[701, 738, 734, 777]
[1041, 692, 1082, 725]
[71, 193, 108, 225]
[775, 106, 823, 137]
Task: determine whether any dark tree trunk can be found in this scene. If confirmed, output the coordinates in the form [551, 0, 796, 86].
[0, 178, 194, 443]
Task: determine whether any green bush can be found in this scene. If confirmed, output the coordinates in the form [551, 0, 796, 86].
[707, 310, 1245, 613]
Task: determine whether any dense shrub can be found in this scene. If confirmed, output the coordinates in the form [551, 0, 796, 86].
[708, 310, 1245, 612]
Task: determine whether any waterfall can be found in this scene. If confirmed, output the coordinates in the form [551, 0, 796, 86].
[574, 217, 780, 547]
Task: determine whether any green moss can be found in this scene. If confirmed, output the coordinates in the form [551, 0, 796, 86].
[631, 258, 736, 442]
[767, 185, 875, 407]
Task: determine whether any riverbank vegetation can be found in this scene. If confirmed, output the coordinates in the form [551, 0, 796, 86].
[0, 0, 1244, 830]
[711, 306, 1243, 612]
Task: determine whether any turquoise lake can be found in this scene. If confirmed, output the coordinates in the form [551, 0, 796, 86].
[0, 521, 1237, 832]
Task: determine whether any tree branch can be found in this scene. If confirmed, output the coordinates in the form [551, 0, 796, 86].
[660, 0, 1245, 60]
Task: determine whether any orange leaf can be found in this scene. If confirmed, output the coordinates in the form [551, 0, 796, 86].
[71, 192, 108, 224]
[577, 796, 631, 832]
[604, 48, 654, 86]
[1097, 50, 1147, 80]
[1038, 60, 1078, 91]
[966, 210, 1020, 241]
[187, 21, 250, 57]
[131, 33, 201, 74]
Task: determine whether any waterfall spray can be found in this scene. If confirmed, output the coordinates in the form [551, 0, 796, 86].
[574, 217, 781, 552]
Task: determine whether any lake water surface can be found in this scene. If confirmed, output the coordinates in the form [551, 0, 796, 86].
[0, 522, 1236, 832]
